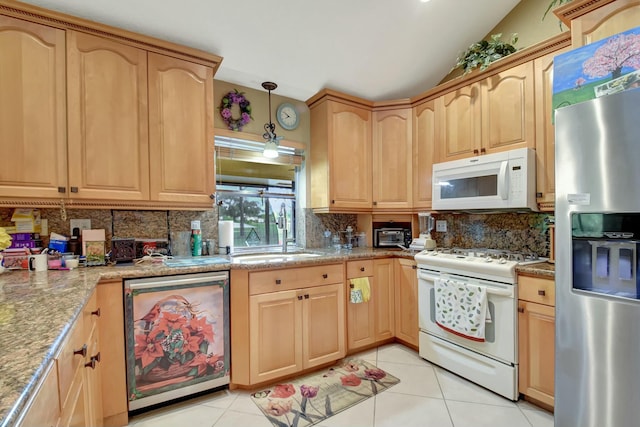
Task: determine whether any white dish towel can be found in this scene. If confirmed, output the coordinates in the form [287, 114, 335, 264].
[434, 278, 491, 342]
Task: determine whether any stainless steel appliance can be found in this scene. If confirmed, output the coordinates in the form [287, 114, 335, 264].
[432, 147, 538, 211]
[555, 88, 640, 427]
[416, 248, 543, 400]
[124, 271, 230, 410]
[373, 227, 412, 248]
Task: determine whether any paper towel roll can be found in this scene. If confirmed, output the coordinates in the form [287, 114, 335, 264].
[218, 221, 234, 254]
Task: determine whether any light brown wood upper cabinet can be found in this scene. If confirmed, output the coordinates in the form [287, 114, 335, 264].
[148, 53, 214, 205]
[558, 0, 640, 48]
[534, 47, 570, 211]
[437, 62, 535, 162]
[67, 31, 150, 201]
[412, 99, 437, 210]
[372, 108, 413, 211]
[308, 92, 372, 212]
[0, 16, 67, 199]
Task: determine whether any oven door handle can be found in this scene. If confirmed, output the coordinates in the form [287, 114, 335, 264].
[418, 270, 438, 281]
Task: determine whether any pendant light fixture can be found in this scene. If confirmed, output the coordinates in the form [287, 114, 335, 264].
[262, 81, 279, 158]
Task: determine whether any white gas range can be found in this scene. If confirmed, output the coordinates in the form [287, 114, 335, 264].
[415, 247, 544, 401]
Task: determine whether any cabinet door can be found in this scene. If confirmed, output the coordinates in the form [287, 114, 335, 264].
[250, 290, 302, 383]
[373, 258, 395, 341]
[413, 100, 437, 209]
[17, 362, 60, 427]
[394, 258, 419, 347]
[0, 16, 67, 199]
[148, 53, 214, 205]
[84, 323, 103, 427]
[571, 0, 640, 47]
[303, 283, 345, 368]
[346, 276, 376, 351]
[328, 102, 372, 209]
[372, 109, 412, 210]
[58, 365, 87, 427]
[438, 84, 481, 161]
[481, 61, 535, 154]
[66, 31, 150, 200]
[518, 300, 555, 408]
[97, 280, 127, 426]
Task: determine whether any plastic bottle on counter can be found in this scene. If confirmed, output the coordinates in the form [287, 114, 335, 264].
[191, 221, 202, 256]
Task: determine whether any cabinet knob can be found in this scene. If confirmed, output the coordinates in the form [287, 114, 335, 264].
[331, 200, 335, 204]
[209, 194, 215, 199]
[304, 294, 309, 299]
[91, 308, 101, 317]
[518, 307, 525, 313]
[360, 267, 365, 272]
[298, 295, 303, 300]
[480, 148, 486, 154]
[350, 283, 355, 289]
[70, 186, 78, 193]
[73, 344, 87, 357]
[322, 273, 328, 279]
[536, 192, 543, 198]
[538, 290, 546, 296]
[275, 279, 282, 285]
[84, 352, 101, 369]
[473, 149, 479, 155]
[57, 187, 66, 193]
[412, 265, 417, 270]
[373, 201, 377, 206]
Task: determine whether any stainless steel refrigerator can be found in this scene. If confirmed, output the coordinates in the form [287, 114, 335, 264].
[555, 87, 640, 426]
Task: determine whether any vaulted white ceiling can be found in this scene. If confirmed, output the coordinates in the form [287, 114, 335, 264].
[19, 0, 521, 101]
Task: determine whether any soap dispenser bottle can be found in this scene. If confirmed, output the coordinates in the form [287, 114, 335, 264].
[191, 220, 202, 256]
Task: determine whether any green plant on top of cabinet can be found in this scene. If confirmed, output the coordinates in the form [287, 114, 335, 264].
[308, 90, 373, 212]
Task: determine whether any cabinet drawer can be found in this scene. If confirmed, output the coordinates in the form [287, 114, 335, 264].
[518, 276, 555, 306]
[57, 317, 85, 410]
[250, 264, 343, 295]
[346, 260, 373, 278]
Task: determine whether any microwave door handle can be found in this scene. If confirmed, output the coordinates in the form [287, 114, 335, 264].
[497, 161, 508, 200]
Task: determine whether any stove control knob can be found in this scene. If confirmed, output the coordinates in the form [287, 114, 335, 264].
[484, 257, 493, 263]
[498, 258, 507, 264]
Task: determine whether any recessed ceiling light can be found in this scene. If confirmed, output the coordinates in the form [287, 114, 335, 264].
[421, 0, 431, 2]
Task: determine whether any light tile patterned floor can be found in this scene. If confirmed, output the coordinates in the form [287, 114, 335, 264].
[128, 343, 554, 427]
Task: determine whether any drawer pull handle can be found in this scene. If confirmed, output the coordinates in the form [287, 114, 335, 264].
[84, 352, 101, 369]
[538, 290, 546, 296]
[298, 295, 303, 300]
[322, 273, 328, 279]
[360, 267, 365, 272]
[276, 279, 282, 285]
[518, 307, 525, 313]
[73, 344, 87, 357]
[91, 308, 101, 317]
[304, 294, 309, 299]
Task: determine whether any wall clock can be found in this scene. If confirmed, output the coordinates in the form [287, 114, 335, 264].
[276, 102, 299, 130]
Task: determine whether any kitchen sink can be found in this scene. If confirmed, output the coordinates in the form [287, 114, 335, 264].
[230, 252, 322, 264]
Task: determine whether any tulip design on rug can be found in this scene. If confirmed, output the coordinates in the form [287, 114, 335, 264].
[251, 358, 399, 427]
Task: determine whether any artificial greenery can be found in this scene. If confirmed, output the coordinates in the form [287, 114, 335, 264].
[453, 33, 518, 75]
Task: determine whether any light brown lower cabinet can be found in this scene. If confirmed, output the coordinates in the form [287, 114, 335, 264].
[346, 258, 395, 352]
[394, 258, 419, 348]
[18, 290, 104, 427]
[518, 275, 555, 409]
[238, 264, 346, 385]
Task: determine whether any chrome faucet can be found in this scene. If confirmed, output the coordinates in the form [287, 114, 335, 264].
[278, 203, 288, 253]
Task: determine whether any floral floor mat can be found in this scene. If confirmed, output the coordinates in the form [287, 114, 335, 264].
[250, 358, 400, 427]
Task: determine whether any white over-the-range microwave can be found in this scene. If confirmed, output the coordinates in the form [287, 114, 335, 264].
[432, 147, 538, 211]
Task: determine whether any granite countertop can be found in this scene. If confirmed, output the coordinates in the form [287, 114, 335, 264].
[0, 247, 412, 427]
[0, 247, 550, 426]
[515, 261, 556, 279]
